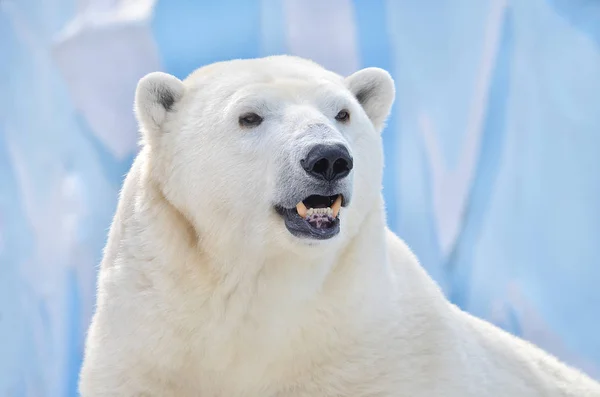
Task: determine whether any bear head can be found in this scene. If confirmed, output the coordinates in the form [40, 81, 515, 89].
[134, 55, 394, 258]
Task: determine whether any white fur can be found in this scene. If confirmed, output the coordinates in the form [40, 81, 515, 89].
[80, 55, 600, 396]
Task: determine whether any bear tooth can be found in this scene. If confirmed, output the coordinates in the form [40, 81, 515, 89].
[296, 201, 308, 218]
[307, 208, 314, 216]
[331, 195, 342, 217]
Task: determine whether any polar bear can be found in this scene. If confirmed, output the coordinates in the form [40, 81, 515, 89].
[79, 55, 600, 397]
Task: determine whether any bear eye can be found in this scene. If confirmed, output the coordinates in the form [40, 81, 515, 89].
[239, 113, 263, 128]
[335, 109, 350, 122]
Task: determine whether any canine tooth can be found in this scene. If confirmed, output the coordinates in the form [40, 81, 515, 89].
[331, 195, 342, 217]
[296, 201, 308, 218]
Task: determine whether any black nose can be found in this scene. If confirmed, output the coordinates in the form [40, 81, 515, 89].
[301, 144, 353, 182]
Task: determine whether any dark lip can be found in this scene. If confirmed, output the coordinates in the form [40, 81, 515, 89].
[274, 194, 346, 240]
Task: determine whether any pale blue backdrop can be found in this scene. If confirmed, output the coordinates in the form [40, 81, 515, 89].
[1, 0, 599, 395]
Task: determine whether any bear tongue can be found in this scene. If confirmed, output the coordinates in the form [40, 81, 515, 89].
[306, 213, 334, 229]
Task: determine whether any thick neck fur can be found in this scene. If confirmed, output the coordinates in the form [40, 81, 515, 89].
[100, 154, 402, 391]
[111, 157, 390, 318]
[109, 152, 391, 296]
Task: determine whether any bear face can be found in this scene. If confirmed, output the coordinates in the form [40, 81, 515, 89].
[134, 56, 394, 257]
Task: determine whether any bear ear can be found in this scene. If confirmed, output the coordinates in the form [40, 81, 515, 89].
[134, 72, 185, 142]
[345, 67, 395, 133]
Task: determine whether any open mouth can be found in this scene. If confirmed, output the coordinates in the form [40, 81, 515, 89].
[297, 194, 343, 229]
[276, 194, 343, 240]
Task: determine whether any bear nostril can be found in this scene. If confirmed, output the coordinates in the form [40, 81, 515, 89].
[301, 144, 353, 182]
[312, 158, 330, 176]
[333, 158, 350, 175]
